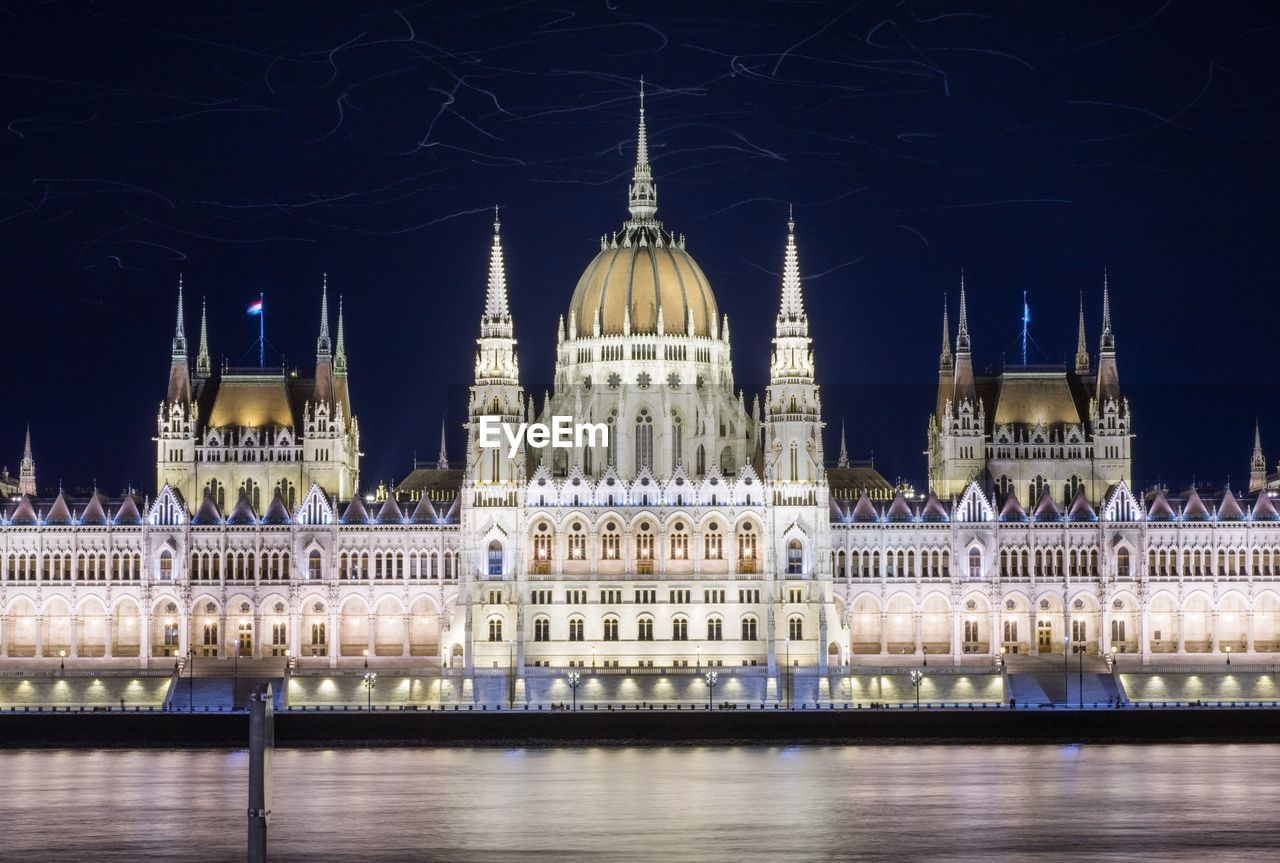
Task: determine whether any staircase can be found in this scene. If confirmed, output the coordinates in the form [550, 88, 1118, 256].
[1004, 654, 1123, 707]
[164, 657, 287, 711]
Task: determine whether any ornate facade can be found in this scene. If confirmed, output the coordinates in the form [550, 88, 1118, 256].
[2, 93, 1279, 678]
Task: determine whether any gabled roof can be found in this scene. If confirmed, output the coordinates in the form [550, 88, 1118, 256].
[886, 493, 913, 521]
[1253, 492, 1279, 521]
[262, 490, 291, 525]
[45, 493, 72, 525]
[1217, 489, 1244, 520]
[9, 495, 36, 525]
[828, 496, 846, 521]
[1033, 489, 1061, 522]
[80, 493, 108, 525]
[1182, 488, 1209, 521]
[851, 492, 879, 523]
[1146, 491, 1174, 521]
[376, 495, 404, 524]
[921, 492, 949, 522]
[999, 492, 1026, 523]
[114, 495, 142, 525]
[193, 494, 223, 525]
[442, 496, 460, 523]
[411, 494, 438, 523]
[1068, 488, 1097, 522]
[341, 496, 370, 524]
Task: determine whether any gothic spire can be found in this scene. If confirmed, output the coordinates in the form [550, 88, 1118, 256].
[627, 78, 657, 223]
[195, 296, 210, 377]
[837, 419, 849, 469]
[1100, 267, 1114, 350]
[778, 206, 806, 323]
[172, 275, 187, 358]
[1074, 291, 1090, 375]
[955, 270, 970, 353]
[1251, 419, 1268, 492]
[18, 424, 35, 496]
[938, 296, 953, 372]
[317, 272, 332, 358]
[334, 295, 348, 375]
[482, 206, 513, 338]
[437, 419, 449, 470]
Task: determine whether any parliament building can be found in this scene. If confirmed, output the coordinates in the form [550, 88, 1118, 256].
[2, 95, 1277, 692]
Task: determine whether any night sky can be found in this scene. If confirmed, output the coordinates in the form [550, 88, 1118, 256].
[2, 2, 1278, 497]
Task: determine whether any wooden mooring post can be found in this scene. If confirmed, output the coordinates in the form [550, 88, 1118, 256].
[248, 683, 273, 863]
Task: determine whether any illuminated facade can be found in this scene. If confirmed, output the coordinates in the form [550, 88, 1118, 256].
[3, 94, 1280, 684]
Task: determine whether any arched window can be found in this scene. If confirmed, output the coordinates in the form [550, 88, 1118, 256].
[741, 616, 758, 641]
[635, 409, 653, 472]
[672, 616, 689, 641]
[568, 617, 584, 641]
[487, 617, 503, 642]
[603, 617, 620, 641]
[670, 411, 682, 467]
[243, 478, 261, 512]
[786, 540, 803, 575]
[1116, 547, 1130, 579]
[707, 616, 723, 640]
[788, 615, 804, 640]
[308, 550, 322, 580]
[205, 478, 225, 511]
[1029, 475, 1048, 503]
[720, 446, 735, 476]
[696, 444, 706, 476]
[637, 616, 654, 641]
[533, 617, 550, 642]
[158, 550, 173, 580]
[968, 548, 982, 579]
[278, 479, 296, 511]
[669, 521, 689, 560]
[600, 522, 621, 560]
[704, 521, 723, 561]
[487, 540, 503, 576]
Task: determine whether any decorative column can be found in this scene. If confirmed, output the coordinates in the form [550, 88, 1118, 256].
[327, 608, 340, 668]
[178, 608, 190, 659]
[1210, 612, 1220, 655]
[366, 613, 376, 657]
[253, 613, 263, 659]
[1247, 610, 1256, 654]
[1139, 604, 1151, 661]
[104, 614, 114, 659]
[402, 614, 412, 658]
[219, 614, 229, 658]
[69, 615, 79, 659]
[1099, 605, 1110, 656]
[0, 614, 8, 657]
[34, 616, 43, 658]
[1029, 608, 1039, 656]
[951, 610, 961, 659]
[912, 611, 922, 656]
[1176, 611, 1186, 654]
[878, 611, 888, 656]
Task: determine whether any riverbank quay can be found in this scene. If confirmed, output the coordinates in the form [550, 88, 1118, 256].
[3, 704, 1280, 747]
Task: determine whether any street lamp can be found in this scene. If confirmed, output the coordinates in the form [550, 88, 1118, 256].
[59, 649, 65, 672]
[591, 646, 596, 669]
[363, 669, 377, 710]
[696, 644, 701, 670]
[1078, 645, 1084, 709]
[922, 645, 928, 668]
[508, 638, 515, 709]
[363, 647, 369, 670]
[1226, 644, 1232, 666]
[1064, 632, 1071, 707]
[229, 638, 240, 710]
[999, 645, 1007, 668]
[705, 670, 718, 710]
[567, 671, 581, 711]
[910, 668, 924, 709]
[187, 648, 195, 712]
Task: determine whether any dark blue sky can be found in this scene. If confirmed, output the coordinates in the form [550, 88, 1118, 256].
[1, 1, 1277, 496]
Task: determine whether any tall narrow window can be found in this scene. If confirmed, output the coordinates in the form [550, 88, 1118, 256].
[670, 412, 682, 467]
[487, 541, 503, 576]
[968, 548, 981, 579]
[786, 540, 803, 575]
[635, 410, 653, 472]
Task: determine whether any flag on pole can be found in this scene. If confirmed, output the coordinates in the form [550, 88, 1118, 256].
[247, 298, 264, 316]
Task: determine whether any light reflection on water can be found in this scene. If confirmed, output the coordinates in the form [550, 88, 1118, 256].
[2, 744, 1278, 862]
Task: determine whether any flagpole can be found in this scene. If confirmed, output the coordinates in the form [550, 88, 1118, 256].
[259, 291, 265, 368]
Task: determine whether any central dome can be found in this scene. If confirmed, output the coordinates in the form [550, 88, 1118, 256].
[568, 231, 718, 338]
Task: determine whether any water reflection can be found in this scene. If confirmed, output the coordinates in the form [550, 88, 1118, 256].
[1, 744, 1277, 861]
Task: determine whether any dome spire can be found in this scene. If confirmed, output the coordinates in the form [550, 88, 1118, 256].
[837, 418, 850, 468]
[317, 272, 332, 358]
[1074, 291, 1090, 375]
[778, 208, 806, 325]
[939, 296, 952, 373]
[334, 296, 347, 375]
[437, 418, 449, 470]
[196, 295, 210, 377]
[482, 205, 513, 337]
[956, 270, 970, 353]
[172, 274, 187, 359]
[627, 78, 657, 223]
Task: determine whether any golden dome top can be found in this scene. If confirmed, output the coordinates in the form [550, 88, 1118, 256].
[568, 232, 717, 338]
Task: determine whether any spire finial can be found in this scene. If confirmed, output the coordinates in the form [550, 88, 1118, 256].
[19, 423, 35, 496]
[627, 78, 657, 222]
[778, 211, 806, 321]
[837, 419, 849, 469]
[172, 274, 188, 358]
[956, 270, 970, 352]
[317, 272, 332, 357]
[1100, 267, 1114, 351]
[482, 208, 512, 332]
[437, 418, 449, 470]
[939, 295, 953, 371]
[196, 296, 211, 376]
[334, 295, 347, 374]
[1074, 291, 1089, 375]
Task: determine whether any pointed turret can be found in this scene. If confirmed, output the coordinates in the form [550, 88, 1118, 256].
[1097, 269, 1120, 402]
[481, 206, 514, 340]
[334, 295, 348, 375]
[314, 274, 335, 406]
[166, 276, 192, 405]
[777, 206, 806, 327]
[627, 78, 657, 223]
[195, 296, 211, 378]
[1074, 292, 1090, 375]
[952, 271, 975, 405]
[836, 419, 849, 469]
[938, 297, 952, 373]
[18, 425, 35, 496]
[437, 419, 449, 470]
[1251, 421, 1268, 492]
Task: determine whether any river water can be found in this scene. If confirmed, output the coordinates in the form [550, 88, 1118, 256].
[1, 744, 1276, 861]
